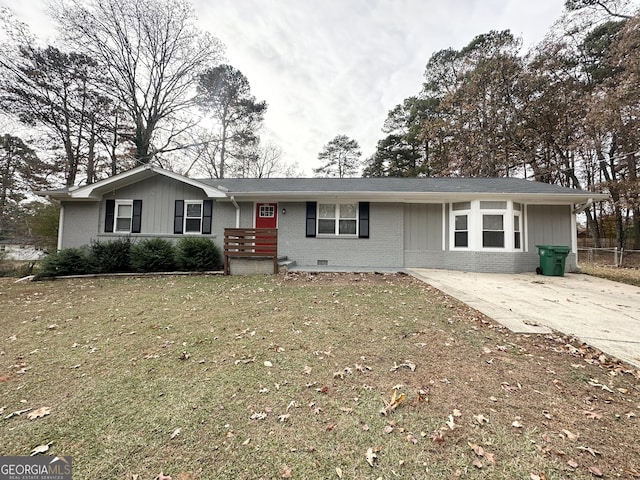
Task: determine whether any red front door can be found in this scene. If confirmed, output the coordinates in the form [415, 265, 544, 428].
[255, 203, 277, 253]
[256, 203, 278, 229]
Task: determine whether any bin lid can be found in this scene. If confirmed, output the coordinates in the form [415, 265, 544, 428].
[536, 245, 570, 253]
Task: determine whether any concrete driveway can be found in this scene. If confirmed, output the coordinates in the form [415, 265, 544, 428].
[409, 269, 640, 368]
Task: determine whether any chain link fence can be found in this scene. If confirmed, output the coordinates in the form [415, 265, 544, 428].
[578, 247, 640, 268]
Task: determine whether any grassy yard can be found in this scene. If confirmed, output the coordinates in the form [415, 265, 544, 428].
[1, 272, 639, 479]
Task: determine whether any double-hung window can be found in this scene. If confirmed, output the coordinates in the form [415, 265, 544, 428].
[482, 214, 504, 247]
[115, 200, 133, 233]
[318, 203, 357, 236]
[513, 203, 522, 250]
[480, 201, 506, 248]
[452, 202, 470, 248]
[184, 201, 203, 234]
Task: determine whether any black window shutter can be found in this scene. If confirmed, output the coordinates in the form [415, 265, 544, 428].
[132, 200, 142, 233]
[359, 202, 370, 238]
[202, 199, 213, 234]
[174, 200, 184, 234]
[104, 199, 115, 233]
[306, 202, 317, 237]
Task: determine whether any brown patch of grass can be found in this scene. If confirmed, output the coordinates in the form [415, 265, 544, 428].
[579, 262, 640, 287]
[0, 273, 639, 479]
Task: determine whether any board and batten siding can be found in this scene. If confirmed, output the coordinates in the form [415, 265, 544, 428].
[526, 204, 576, 271]
[403, 203, 445, 268]
[60, 202, 99, 249]
[101, 175, 207, 235]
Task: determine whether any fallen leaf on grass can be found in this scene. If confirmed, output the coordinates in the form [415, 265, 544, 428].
[5, 407, 32, 419]
[281, 465, 292, 478]
[234, 357, 256, 365]
[26, 407, 50, 421]
[264, 361, 273, 367]
[446, 415, 456, 430]
[390, 360, 416, 372]
[380, 388, 405, 416]
[583, 410, 602, 420]
[562, 429, 579, 441]
[30, 442, 52, 456]
[431, 430, 445, 444]
[587, 379, 614, 393]
[335, 466, 343, 478]
[473, 414, 489, 425]
[365, 446, 380, 467]
[530, 474, 547, 480]
[354, 363, 372, 373]
[567, 460, 578, 468]
[577, 446, 601, 457]
[588, 466, 603, 477]
[469, 442, 496, 466]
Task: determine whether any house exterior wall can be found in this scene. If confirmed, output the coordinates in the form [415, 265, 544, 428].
[403, 203, 444, 268]
[527, 204, 576, 272]
[101, 175, 206, 235]
[276, 202, 404, 268]
[400, 202, 576, 273]
[60, 202, 99, 248]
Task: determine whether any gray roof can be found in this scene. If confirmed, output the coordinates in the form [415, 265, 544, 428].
[202, 177, 598, 196]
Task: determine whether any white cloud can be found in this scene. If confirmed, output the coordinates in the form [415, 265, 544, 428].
[3, 0, 566, 176]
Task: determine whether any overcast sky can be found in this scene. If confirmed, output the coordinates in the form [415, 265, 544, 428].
[4, 0, 565, 176]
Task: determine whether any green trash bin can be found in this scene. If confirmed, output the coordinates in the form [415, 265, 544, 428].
[536, 245, 570, 276]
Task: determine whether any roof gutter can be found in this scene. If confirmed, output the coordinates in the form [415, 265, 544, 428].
[573, 198, 594, 214]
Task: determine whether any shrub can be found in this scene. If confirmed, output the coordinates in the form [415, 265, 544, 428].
[36, 247, 91, 279]
[130, 238, 175, 272]
[176, 237, 222, 271]
[90, 238, 131, 273]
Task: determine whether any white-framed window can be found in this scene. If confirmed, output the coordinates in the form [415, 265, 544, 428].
[115, 200, 133, 233]
[184, 200, 203, 233]
[482, 214, 505, 248]
[318, 203, 357, 236]
[452, 202, 470, 249]
[259, 204, 275, 218]
[450, 200, 523, 251]
[513, 202, 522, 250]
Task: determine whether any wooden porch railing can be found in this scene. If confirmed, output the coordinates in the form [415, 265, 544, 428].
[223, 228, 278, 275]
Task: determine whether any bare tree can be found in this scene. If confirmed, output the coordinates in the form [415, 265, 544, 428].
[51, 0, 225, 165]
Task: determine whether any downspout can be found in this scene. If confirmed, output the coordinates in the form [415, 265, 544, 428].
[231, 196, 240, 228]
[56, 201, 64, 251]
[572, 199, 593, 271]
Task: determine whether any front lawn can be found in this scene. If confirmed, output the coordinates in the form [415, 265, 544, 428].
[1, 273, 638, 479]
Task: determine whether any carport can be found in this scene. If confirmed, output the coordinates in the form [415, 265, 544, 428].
[409, 269, 640, 368]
